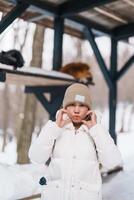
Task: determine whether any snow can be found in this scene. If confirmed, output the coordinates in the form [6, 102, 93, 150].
[118, 132, 134, 164]
[0, 64, 75, 80]
[0, 163, 46, 200]
[0, 139, 17, 165]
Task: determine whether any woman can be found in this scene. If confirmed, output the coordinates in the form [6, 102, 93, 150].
[29, 83, 122, 200]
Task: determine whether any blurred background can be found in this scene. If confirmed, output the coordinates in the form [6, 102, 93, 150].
[0, 16, 134, 165]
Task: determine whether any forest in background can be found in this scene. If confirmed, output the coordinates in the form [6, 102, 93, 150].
[0, 15, 134, 164]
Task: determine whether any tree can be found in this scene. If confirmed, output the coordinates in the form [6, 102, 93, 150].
[17, 24, 45, 164]
[1, 84, 10, 152]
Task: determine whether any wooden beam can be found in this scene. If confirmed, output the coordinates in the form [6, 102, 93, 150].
[109, 37, 118, 143]
[116, 55, 134, 81]
[26, 3, 110, 37]
[25, 86, 66, 119]
[68, 15, 111, 36]
[23, 0, 59, 16]
[53, 16, 64, 70]
[33, 91, 51, 113]
[59, 0, 117, 17]
[0, 1, 111, 37]
[123, 0, 134, 7]
[112, 22, 134, 40]
[25, 85, 69, 93]
[84, 27, 113, 90]
[0, 1, 29, 34]
[94, 7, 127, 24]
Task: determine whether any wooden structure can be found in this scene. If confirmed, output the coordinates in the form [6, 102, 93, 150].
[0, 64, 76, 119]
[0, 0, 134, 142]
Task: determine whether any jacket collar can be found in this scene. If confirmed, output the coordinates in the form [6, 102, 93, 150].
[63, 122, 89, 133]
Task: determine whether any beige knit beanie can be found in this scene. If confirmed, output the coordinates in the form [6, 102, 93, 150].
[63, 83, 92, 108]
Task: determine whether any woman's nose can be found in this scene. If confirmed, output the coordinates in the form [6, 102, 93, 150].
[74, 105, 80, 113]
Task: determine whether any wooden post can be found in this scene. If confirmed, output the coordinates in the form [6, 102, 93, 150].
[84, 27, 117, 142]
[51, 16, 64, 119]
[53, 16, 64, 70]
[109, 37, 118, 143]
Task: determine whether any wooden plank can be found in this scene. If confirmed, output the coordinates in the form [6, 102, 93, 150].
[94, 7, 127, 24]
[0, 65, 75, 86]
[59, 0, 117, 17]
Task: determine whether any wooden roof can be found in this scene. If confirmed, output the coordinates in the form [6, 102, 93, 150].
[0, 0, 134, 39]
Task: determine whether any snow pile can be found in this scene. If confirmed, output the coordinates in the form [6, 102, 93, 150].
[0, 163, 46, 200]
[0, 139, 17, 165]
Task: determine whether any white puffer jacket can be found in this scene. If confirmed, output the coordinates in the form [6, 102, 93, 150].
[29, 112, 122, 200]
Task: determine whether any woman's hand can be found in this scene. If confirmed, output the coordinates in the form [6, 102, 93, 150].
[56, 109, 71, 128]
[82, 110, 97, 129]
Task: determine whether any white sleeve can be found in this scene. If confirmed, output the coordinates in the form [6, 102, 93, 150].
[28, 120, 62, 164]
[89, 124, 123, 170]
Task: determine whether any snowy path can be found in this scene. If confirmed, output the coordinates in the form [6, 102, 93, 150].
[102, 132, 134, 200]
[103, 156, 134, 200]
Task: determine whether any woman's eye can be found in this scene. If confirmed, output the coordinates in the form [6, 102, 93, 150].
[69, 104, 75, 106]
[80, 104, 85, 107]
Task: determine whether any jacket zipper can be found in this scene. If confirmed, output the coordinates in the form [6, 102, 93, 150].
[70, 129, 78, 200]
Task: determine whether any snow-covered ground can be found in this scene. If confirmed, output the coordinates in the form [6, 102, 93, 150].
[0, 103, 134, 200]
[0, 163, 45, 200]
[1, 131, 134, 200]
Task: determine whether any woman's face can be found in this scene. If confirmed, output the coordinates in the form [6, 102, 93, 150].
[66, 102, 89, 123]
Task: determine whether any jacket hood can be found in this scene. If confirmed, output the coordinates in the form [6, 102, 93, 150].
[55, 109, 102, 131]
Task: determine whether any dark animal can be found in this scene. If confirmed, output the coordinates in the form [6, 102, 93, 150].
[0, 49, 24, 70]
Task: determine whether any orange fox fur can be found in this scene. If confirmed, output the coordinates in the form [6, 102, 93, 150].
[60, 62, 94, 85]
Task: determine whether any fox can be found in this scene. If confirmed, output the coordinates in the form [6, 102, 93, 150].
[60, 62, 94, 85]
